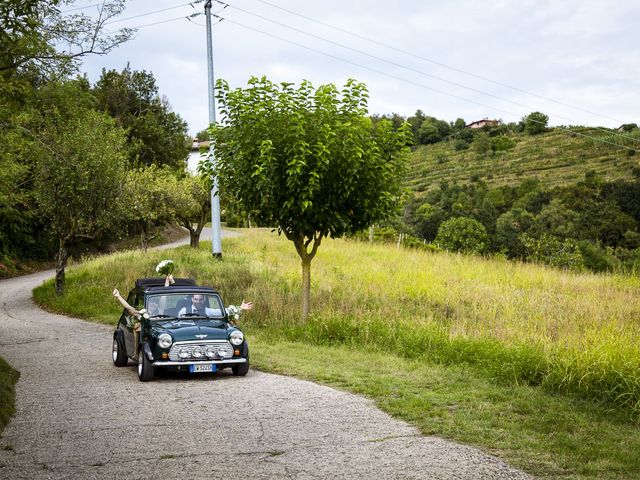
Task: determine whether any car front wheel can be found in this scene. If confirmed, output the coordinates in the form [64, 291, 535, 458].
[232, 345, 249, 376]
[137, 348, 154, 382]
[112, 333, 128, 367]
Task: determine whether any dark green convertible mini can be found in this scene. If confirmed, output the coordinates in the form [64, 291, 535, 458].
[112, 278, 249, 382]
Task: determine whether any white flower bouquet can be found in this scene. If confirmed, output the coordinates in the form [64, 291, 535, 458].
[226, 305, 241, 320]
[155, 259, 175, 276]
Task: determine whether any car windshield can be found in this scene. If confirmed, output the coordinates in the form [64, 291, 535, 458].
[145, 293, 225, 319]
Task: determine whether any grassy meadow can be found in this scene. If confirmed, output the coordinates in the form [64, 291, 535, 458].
[33, 229, 640, 478]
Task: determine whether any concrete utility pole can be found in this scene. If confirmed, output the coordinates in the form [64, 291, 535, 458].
[205, 0, 222, 258]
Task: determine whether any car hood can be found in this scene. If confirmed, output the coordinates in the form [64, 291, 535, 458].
[152, 318, 231, 342]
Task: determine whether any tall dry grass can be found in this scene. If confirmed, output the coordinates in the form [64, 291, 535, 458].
[230, 230, 640, 411]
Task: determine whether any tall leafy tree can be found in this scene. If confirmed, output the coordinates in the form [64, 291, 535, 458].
[0, 0, 132, 267]
[27, 100, 128, 294]
[92, 65, 190, 169]
[120, 166, 176, 251]
[0, 131, 35, 262]
[165, 173, 211, 248]
[207, 77, 411, 318]
[1, 78, 98, 259]
[406, 109, 426, 141]
[417, 116, 451, 144]
[521, 111, 549, 135]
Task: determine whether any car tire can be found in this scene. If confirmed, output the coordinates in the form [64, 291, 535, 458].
[232, 344, 249, 376]
[137, 348, 154, 382]
[112, 332, 128, 367]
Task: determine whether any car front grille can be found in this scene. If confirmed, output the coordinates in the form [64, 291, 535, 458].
[168, 340, 234, 361]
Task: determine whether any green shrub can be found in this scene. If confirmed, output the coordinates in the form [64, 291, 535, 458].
[453, 139, 470, 151]
[521, 233, 585, 271]
[577, 241, 619, 272]
[223, 210, 246, 228]
[436, 217, 489, 254]
[472, 132, 492, 155]
[434, 152, 448, 164]
[492, 135, 516, 151]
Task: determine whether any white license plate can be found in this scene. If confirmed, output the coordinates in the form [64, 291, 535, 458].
[190, 364, 216, 373]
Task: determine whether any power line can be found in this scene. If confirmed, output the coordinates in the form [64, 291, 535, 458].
[128, 14, 201, 30]
[128, 9, 227, 30]
[213, 14, 637, 154]
[105, 1, 205, 25]
[187, 13, 223, 27]
[215, 0, 640, 146]
[187, 16, 206, 27]
[60, 2, 107, 13]
[250, 0, 630, 127]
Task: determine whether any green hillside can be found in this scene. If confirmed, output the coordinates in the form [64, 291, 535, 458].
[406, 127, 639, 196]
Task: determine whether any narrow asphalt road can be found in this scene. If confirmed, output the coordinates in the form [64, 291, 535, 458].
[0, 232, 533, 479]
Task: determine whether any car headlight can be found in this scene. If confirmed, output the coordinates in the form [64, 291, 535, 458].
[178, 348, 189, 359]
[192, 347, 203, 358]
[229, 330, 244, 346]
[157, 333, 173, 349]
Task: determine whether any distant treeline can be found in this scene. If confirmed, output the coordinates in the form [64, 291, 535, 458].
[371, 110, 562, 150]
[397, 172, 640, 273]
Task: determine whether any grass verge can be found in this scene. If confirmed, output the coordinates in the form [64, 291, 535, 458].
[0, 356, 19, 435]
[251, 334, 640, 480]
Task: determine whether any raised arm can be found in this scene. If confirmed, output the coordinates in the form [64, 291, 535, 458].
[112, 288, 139, 316]
[225, 299, 254, 323]
[240, 300, 254, 311]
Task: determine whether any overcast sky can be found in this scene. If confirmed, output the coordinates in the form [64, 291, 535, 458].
[79, 0, 640, 135]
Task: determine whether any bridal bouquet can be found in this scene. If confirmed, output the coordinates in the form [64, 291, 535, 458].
[226, 304, 241, 321]
[155, 259, 175, 276]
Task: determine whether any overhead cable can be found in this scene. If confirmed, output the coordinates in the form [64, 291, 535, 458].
[250, 0, 630, 127]
[215, 0, 639, 145]
[213, 14, 637, 153]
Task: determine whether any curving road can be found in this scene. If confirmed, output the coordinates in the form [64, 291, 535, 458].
[0, 234, 533, 479]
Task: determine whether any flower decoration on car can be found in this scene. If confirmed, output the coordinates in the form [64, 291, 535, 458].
[155, 259, 175, 276]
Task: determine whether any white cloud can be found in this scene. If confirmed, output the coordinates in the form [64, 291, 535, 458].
[79, 0, 639, 133]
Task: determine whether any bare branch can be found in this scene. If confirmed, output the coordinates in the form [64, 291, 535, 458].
[1, 0, 134, 76]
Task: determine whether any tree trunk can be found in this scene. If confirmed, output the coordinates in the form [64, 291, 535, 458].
[140, 226, 158, 252]
[301, 258, 311, 319]
[190, 231, 200, 248]
[189, 219, 206, 249]
[54, 241, 69, 296]
[289, 231, 325, 321]
[141, 235, 150, 252]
